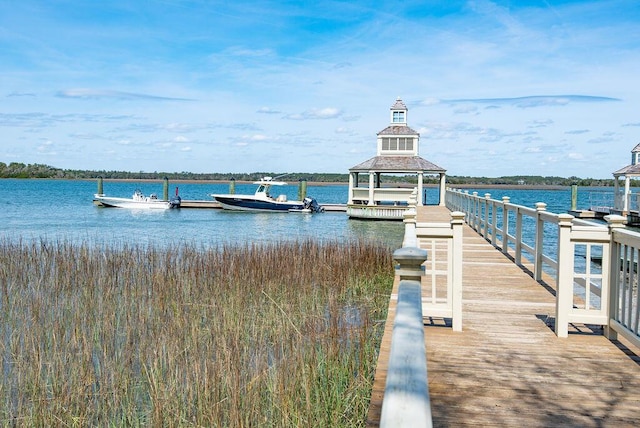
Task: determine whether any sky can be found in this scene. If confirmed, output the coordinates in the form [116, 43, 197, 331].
[1, 0, 639, 178]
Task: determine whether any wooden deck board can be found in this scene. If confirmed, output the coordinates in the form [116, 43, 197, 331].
[367, 205, 640, 427]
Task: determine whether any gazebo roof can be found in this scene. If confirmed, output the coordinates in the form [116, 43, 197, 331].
[349, 155, 446, 173]
[377, 125, 419, 136]
[614, 163, 640, 177]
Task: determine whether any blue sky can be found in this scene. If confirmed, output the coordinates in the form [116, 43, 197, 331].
[1, 0, 639, 178]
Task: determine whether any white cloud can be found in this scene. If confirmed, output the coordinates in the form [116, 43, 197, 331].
[257, 107, 281, 114]
[56, 88, 192, 101]
[285, 107, 342, 120]
[567, 152, 585, 160]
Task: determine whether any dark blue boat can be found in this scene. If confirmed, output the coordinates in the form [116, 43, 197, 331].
[211, 177, 322, 213]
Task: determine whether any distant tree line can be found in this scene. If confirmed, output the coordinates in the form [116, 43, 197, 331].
[0, 161, 622, 186]
[444, 175, 616, 187]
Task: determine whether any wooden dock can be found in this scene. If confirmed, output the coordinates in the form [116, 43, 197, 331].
[367, 205, 640, 427]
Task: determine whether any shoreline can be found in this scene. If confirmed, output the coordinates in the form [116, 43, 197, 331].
[4, 177, 616, 190]
[91, 179, 586, 190]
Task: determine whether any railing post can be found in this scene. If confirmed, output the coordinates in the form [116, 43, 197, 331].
[403, 191, 418, 248]
[402, 209, 417, 248]
[502, 196, 510, 254]
[604, 215, 627, 340]
[534, 202, 547, 281]
[472, 192, 479, 232]
[555, 213, 574, 338]
[515, 207, 523, 265]
[490, 197, 497, 246]
[483, 193, 491, 239]
[394, 246, 428, 282]
[451, 212, 465, 332]
[381, 247, 432, 428]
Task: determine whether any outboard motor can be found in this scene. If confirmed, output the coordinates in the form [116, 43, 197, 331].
[169, 195, 182, 208]
[169, 186, 182, 208]
[303, 197, 323, 213]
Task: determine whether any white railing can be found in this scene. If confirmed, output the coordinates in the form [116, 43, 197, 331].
[346, 205, 408, 220]
[446, 188, 640, 346]
[403, 206, 465, 331]
[607, 226, 640, 349]
[589, 190, 615, 213]
[351, 187, 416, 204]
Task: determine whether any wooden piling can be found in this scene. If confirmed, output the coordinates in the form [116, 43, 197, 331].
[163, 177, 169, 201]
[298, 179, 307, 200]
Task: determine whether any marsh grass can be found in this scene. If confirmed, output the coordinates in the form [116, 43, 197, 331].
[0, 238, 393, 426]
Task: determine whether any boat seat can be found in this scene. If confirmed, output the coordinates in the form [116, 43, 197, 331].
[276, 194, 287, 202]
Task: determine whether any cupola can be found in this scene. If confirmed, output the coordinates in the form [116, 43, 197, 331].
[390, 97, 408, 125]
[376, 97, 419, 156]
[632, 143, 640, 165]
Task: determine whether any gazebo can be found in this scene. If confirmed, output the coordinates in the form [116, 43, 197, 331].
[346, 97, 446, 220]
[612, 142, 640, 215]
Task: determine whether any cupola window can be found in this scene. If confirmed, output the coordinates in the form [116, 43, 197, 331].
[381, 137, 414, 151]
[392, 111, 405, 123]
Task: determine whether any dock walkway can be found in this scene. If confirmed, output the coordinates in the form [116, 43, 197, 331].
[367, 205, 640, 427]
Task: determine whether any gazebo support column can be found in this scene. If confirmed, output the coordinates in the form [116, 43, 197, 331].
[368, 172, 375, 206]
[624, 176, 630, 214]
[614, 176, 620, 212]
[348, 173, 355, 204]
[417, 173, 424, 206]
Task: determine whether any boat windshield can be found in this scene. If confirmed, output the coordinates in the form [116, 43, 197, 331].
[256, 184, 272, 197]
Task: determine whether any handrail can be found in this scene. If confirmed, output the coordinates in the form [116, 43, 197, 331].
[380, 246, 432, 428]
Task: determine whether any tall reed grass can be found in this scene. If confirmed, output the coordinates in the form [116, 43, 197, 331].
[0, 238, 393, 426]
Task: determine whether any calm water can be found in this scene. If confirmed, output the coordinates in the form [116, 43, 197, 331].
[0, 179, 604, 249]
[0, 179, 405, 248]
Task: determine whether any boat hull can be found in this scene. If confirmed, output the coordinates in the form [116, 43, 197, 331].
[94, 195, 174, 209]
[213, 195, 304, 212]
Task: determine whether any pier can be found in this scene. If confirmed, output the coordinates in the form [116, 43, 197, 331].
[368, 192, 640, 427]
[93, 177, 348, 211]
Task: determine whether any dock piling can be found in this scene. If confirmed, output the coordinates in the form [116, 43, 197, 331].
[163, 177, 169, 201]
[97, 176, 103, 195]
[298, 179, 307, 200]
[229, 178, 236, 194]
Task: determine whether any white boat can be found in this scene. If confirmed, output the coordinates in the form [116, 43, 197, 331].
[94, 190, 181, 209]
[211, 177, 323, 213]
